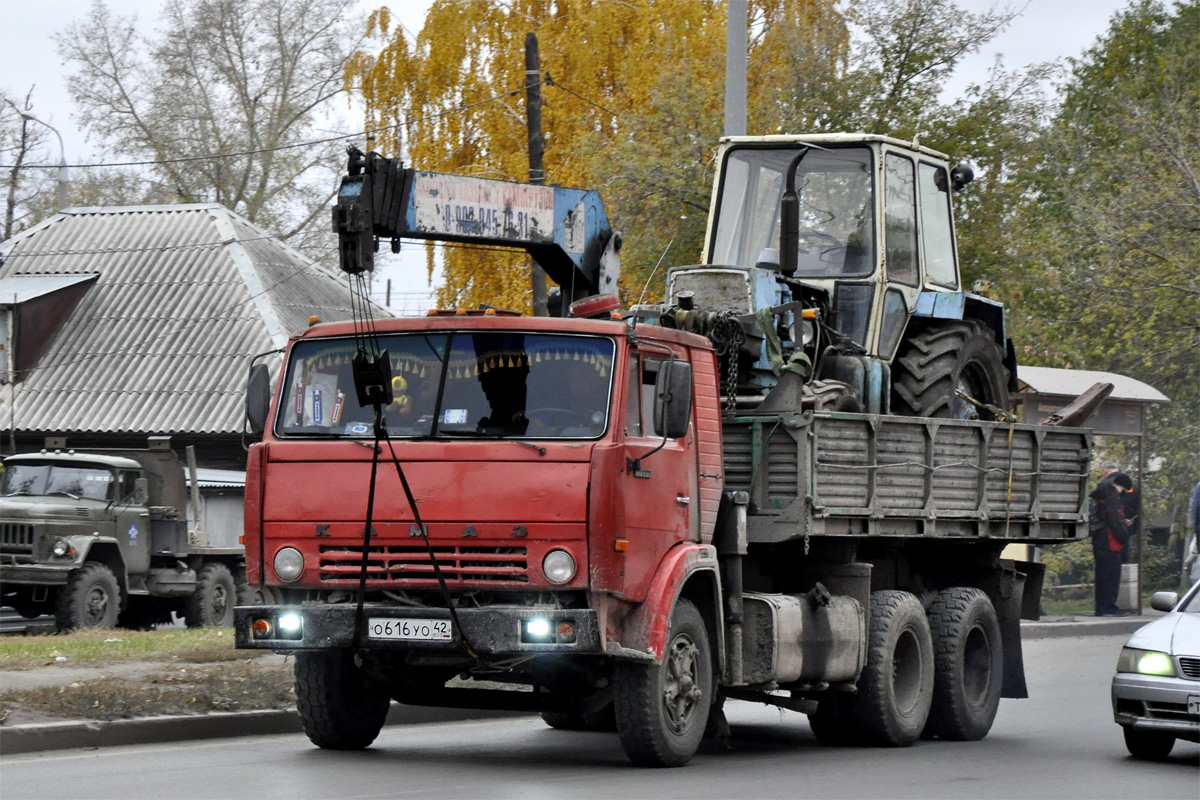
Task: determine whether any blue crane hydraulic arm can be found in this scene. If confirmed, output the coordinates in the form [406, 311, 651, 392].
[332, 147, 620, 302]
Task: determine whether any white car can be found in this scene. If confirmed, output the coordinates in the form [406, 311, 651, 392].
[1111, 581, 1200, 759]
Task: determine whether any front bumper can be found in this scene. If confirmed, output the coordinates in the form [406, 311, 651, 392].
[0, 564, 72, 585]
[234, 603, 602, 656]
[1112, 672, 1200, 742]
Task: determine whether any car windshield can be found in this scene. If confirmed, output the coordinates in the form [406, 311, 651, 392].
[1, 463, 115, 500]
[276, 332, 616, 440]
[709, 145, 876, 277]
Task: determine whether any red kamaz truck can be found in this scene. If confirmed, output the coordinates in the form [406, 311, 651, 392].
[234, 135, 1093, 766]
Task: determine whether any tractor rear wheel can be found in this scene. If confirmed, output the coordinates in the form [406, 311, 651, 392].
[891, 321, 1010, 420]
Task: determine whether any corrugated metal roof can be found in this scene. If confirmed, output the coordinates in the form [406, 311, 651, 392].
[1017, 366, 1170, 404]
[0, 204, 391, 436]
[0, 273, 99, 303]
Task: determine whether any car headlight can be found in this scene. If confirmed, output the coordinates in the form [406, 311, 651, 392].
[51, 537, 72, 558]
[542, 549, 576, 584]
[1116, 647, 1176, 676]
[273, 547, 305, 582]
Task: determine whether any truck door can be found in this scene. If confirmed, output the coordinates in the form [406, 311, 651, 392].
[114, 470, 150, 573]
[617, 353, 695, 599]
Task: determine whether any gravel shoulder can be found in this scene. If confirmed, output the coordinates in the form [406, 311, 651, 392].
[0, 653, 294, 727]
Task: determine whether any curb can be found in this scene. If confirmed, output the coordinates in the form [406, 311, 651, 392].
[0, 704, 527, 756]
[1019, 615, 1151, 640]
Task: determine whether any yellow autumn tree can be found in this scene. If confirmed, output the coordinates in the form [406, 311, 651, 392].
[348, 0, 848, 311]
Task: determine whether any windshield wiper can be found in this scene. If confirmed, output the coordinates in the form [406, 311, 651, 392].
[437, 430, 546, 456]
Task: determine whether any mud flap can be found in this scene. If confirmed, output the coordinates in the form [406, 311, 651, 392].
[991, 565, 1028, 699]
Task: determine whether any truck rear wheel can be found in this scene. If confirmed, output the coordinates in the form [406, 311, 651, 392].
[295, 650, 391, 750]
[925, 587, 1003, 741]
[853, 590, 934, 746]
[614, 598, 713, 767]
[185, 563, 236, 628]
[891, 321, 1010, 420]
[56, 562, 121, 631]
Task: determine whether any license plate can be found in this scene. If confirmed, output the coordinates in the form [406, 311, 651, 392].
[368, 617, 453, 641]
[1189, 695, 1200, 716]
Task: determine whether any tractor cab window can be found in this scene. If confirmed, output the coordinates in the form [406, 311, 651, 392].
[277, 332, 615, 440]
[919, 162, 958, 287]
[710, 146, 875, 278]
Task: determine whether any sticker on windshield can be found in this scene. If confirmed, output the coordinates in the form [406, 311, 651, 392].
[443, 409, 468, 425]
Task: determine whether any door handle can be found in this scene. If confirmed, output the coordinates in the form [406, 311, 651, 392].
[676, 495, 690, 505]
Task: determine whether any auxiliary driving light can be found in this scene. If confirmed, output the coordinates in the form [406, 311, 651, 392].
[542, 549, 576, 584]
[273, 547, 305, 582]
[277, 612, 304, 640]
[520, 617, 577, 644]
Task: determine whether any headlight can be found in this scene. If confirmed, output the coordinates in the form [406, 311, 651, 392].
[1116, 647, 1176, 676]
[542, 549, 576, 584]
[273, 547, 305, 582]
[51, 538, 72, 558]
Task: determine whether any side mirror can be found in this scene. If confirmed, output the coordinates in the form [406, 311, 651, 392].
[1149, 591, 1178, 613]
[246, 362, 272, 438]
[133, 477, 149, 506]
[653, 359, 693, 439]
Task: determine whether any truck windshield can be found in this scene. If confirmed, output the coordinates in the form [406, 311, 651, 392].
[710, 146, 875, 277]
[276, 332, 616, 440]
[1, 463, 116, 501]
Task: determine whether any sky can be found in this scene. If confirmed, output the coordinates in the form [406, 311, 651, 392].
[0, 0, 1136, 313]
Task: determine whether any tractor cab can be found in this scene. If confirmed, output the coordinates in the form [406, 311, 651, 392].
[662, 134, 1015, 419]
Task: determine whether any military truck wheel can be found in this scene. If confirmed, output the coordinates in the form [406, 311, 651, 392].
[295, 650, 391, 750]
[56, 562, 121, 631]
[891, 321, 1010, 420]
[924, 587, 1003, 741]
[614, 598, 713, 767]
[808, 692, 859, 746]
[852, 590, 934, 746]
[236, 581, 276, 606]
[185, 563, 236, 627]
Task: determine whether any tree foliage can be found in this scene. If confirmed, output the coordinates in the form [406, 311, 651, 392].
[1011, 0, 1200, 518]
[1, 89, 54, 241]
[55, 0, 364, 259]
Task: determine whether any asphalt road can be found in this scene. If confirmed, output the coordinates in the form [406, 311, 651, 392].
[1, 634, 1196, 800]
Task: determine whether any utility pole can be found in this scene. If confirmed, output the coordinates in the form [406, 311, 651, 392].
[526, 32, 549, 317]
[725, 0, 748, 137]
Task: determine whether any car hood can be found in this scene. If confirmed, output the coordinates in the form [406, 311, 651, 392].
[1124, 611, 1200, 657]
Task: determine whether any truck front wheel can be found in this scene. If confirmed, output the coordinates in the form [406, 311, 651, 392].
[294, 651, 391, 750]
[614, 598, 713, 767]
[185, 563, 236, 627]
[924, 587, 1003, 741]
[853, 590, 934, 746]
[56, 562, 121, 631]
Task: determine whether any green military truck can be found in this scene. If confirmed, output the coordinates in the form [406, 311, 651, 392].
[0, 437, 256, 631]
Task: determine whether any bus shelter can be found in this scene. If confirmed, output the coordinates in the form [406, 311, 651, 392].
[1016, 366, 1170, 612]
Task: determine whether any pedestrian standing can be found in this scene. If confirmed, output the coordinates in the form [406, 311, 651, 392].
[1090, 478, 1130, 616]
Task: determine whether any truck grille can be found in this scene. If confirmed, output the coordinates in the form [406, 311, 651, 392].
[0, 523, 34, 551]
[1179, 657, 1200, 680]
[319, 545, 529, 585]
